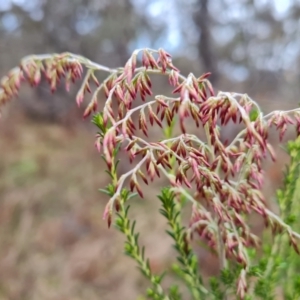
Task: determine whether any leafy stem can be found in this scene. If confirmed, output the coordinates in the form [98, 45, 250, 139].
[158, 188, 208, 299]
[101, 135, 169, 299]
[115, 192, 169, 300]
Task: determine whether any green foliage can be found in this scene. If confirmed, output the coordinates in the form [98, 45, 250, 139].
[250, 136, 300, 300]
[158, 187, 207, 299]
[115, 196, 167, 300]
[249, 108, 259, 122]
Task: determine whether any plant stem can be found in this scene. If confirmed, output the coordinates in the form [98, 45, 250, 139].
[109, 145, 169, 300]
[117, 200, 169, 300]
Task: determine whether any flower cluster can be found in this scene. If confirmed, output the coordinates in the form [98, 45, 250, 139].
[1, 48, 300, 298]
[98, 50, 300, 274]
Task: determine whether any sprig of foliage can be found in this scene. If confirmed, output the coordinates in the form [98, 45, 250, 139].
[252, 136, 300, 300]
[158, 187, 207, 299]
[115, 190, 168, 300]
[97, 121, 168, 299]
[1, 48, 300, 299]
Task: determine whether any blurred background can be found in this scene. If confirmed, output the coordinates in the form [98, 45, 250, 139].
[0, 0, 300, 299]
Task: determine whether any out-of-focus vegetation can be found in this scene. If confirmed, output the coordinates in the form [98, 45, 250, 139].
[0, 0, 300, 299]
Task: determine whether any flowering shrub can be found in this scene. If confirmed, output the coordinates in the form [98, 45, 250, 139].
[1, 48, 300, 299]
